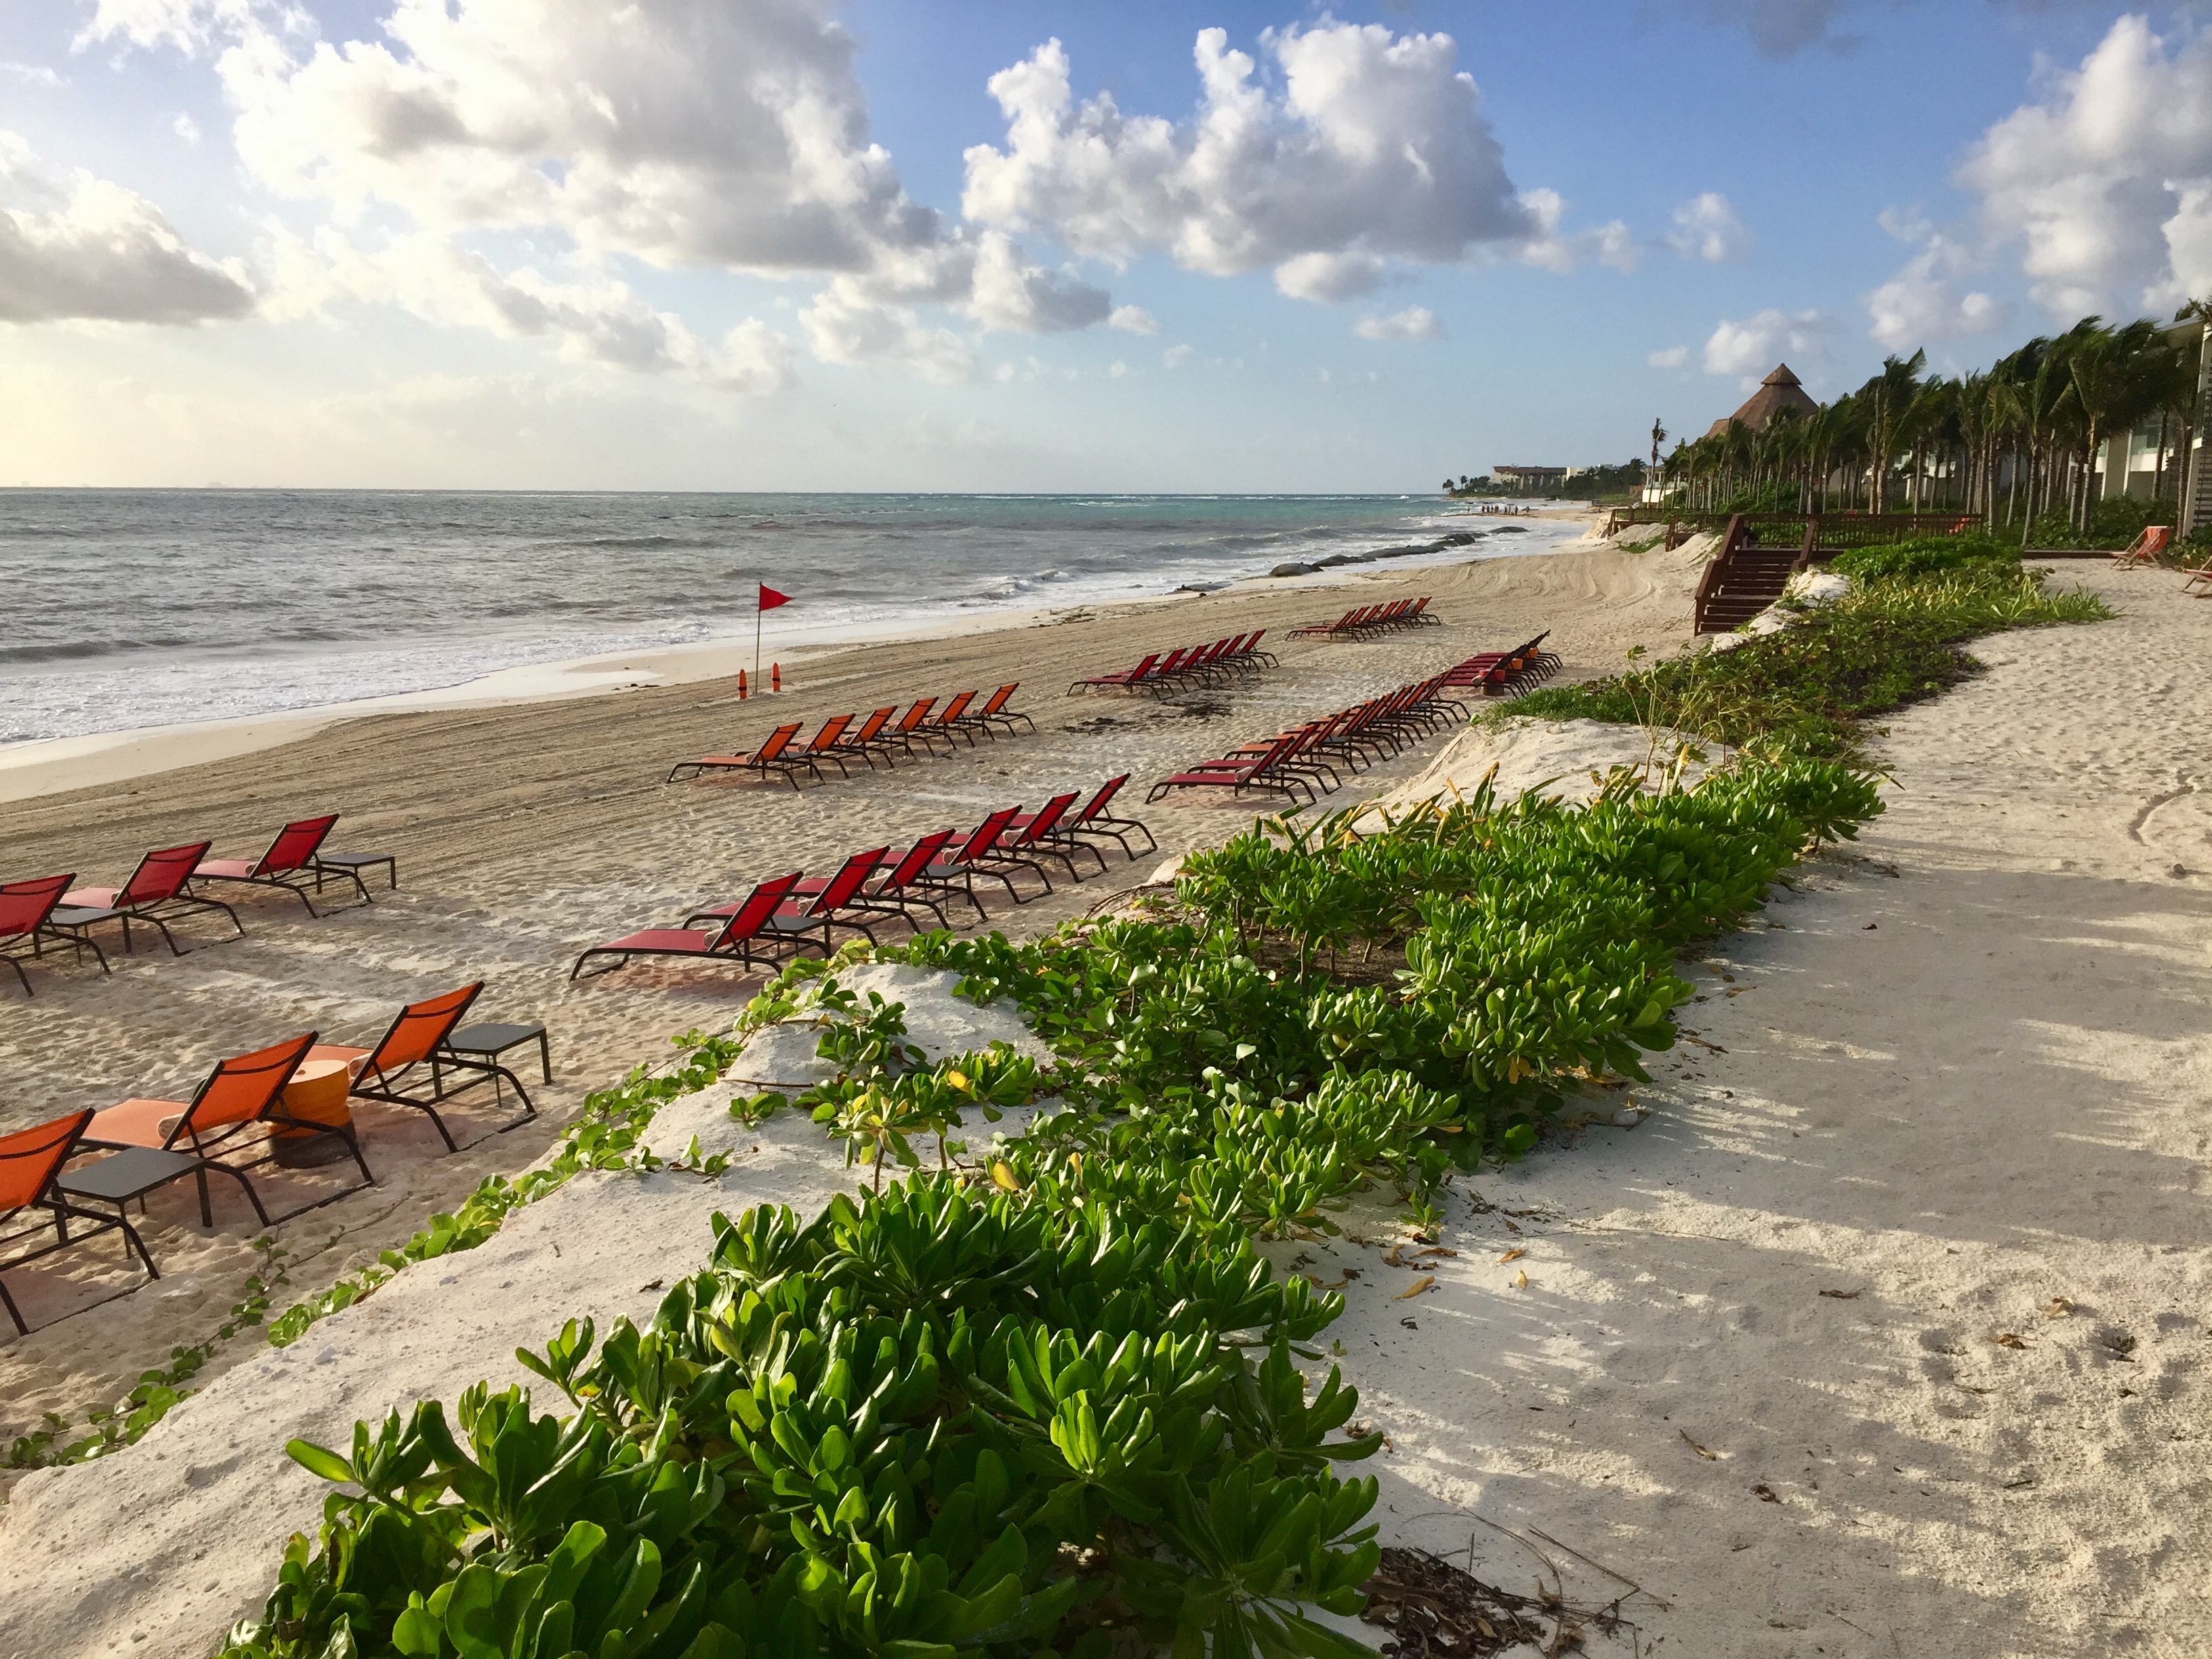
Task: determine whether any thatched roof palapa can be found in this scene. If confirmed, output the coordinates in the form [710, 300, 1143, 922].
[1704, 363, 1820, 438]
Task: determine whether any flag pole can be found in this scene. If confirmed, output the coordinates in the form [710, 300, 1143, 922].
[754, 602, 763, 691]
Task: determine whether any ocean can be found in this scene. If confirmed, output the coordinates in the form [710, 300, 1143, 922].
[0, 491, 1573, 745]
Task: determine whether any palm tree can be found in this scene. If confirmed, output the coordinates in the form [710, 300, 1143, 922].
[2067, 318, 2167, 526]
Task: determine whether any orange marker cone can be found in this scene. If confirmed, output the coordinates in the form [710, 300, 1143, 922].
[771, 662, 782, 693]
[738, 669, 747, 699]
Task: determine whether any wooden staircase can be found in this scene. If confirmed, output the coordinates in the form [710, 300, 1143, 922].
[1692, 514, 1818, 634]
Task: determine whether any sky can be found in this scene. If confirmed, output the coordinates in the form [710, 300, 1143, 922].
[1, 0, 2208, 491]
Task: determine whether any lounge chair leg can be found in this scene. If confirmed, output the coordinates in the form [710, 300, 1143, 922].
[0, 1275, 24, 1335]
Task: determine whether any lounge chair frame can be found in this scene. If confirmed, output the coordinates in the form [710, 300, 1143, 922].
[0, 1109, 160, 1335]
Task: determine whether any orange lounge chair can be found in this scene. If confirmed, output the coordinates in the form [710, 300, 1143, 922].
[571, 872, 804, 979]
[83, 1033, 373, 1227]
[64, 841, 240, 956]
[308, 983, 533, 1153]
[912, 691, 980, 753]
[825, 705, 899, 770]
[954, 684, 1033, 739]
[191, 815, 369, 917]
[0, 1109, 160, 1334]
[869, 699, 939, 762]
[667, 721, 815, 787]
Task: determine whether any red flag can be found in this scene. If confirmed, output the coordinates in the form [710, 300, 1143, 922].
[758, 583, 791, 611]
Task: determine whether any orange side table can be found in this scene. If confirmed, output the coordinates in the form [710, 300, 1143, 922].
[273, 1057, 356, 1168]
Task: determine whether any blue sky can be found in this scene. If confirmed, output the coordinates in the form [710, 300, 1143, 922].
[0, 1, 2203, 489]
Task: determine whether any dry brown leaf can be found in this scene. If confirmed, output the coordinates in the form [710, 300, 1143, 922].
[1679, 1429, 1720, 1460]
[2046, 1298, 2075, 1319]
[1383, 1244, 1409, 1268]
[1751, 1483, 1780, 1503]
[1513, 1269, 1530, 1289]
[1818, 1288, 1861, 1300]
[1393, 1275, 1435, 1300]
[1497, 1247, 1528, 1264]
[1994, 1332, 2027, 1349]
[1415, 1245, 1458, 1258]
[1502, 1217, 1522, 1234]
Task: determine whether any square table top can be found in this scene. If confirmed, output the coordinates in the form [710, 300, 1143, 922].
[58, 1146, 202, 1204]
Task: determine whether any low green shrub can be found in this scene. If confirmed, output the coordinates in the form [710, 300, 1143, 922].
[1828, 533, 2018, 581]
[1513, 562, 2109, 760]
[220, 1183, 1381, 1659]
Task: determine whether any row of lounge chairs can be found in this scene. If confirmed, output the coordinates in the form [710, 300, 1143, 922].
[1288, 597, 1439, 638]
[575, 775, 1158, 979]
[1147, 675, 1468, 807]
[1441, 633, 1561, 697]
[669, 684, 1033, 788]
[1067, 632, 1277, 697]
[0, 815, 396, 996]
[0, 980, 541, 1334]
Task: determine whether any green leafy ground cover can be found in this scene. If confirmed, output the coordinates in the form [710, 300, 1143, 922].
[1509, 559, 2109, 760]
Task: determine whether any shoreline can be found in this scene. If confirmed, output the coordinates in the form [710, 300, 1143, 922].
[0, 515, 1592, 804]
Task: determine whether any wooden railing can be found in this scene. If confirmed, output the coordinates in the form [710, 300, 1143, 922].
[1689, 514, 1747, 634]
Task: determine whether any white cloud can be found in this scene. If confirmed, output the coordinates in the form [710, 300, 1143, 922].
[1108, 359, 1128, 378]
[268, 228, 794, 390]
[173, 112, 202, 144]
[0, 131, 255, 324]
[1959, 14, 2212, 315]
[1274, 251, 1387, 302]
[1864, 209, 2004, 350]
[1648, 344, 1691, 368]
[1162, 342, 1194, 369]
[76, 0, 270, 55]
[1107, 303, 1158, 334]
[1666, 192, 1752, 261]
[1354, 305, 1445, 342]
[1511, 188, 1637, 274]
[2, 62, 66, 87]
[800, 278, 972, 383]
[127, 0, 1115, 377]
[964, 23, 1582, 298]
[1704, 306, 1832, 376]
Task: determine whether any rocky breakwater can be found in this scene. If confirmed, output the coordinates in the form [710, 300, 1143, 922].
[1269, 527, 1507, 578]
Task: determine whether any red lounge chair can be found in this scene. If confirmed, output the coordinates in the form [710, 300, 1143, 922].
[191, 815, 365, 917]
[570, 872, 804, 980]
[998, 792, 1105, 881]
[0, 1109, 160, 1335]
[827, 705, 899, 769]
[1048, 775, 1157, 860]
[1148, 733, 1317, 806]
[307, 983, 532, 1153]
[83, 1033, 373, 1228]
[912, 808, 1025, 916]
[2184, 554, 2212, 597]
[1069, 653, 1160, 696]
[691, 848, 893, 956]
[846, 831, 961, 930]
[667, 722, 815, 788]
[954, 683, 1033, 738]
[1289, 608, 1360, 638]
[0, 874, 110, 996]
[64, 842, 240, 957]
[2112, 526, 2172, 567]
